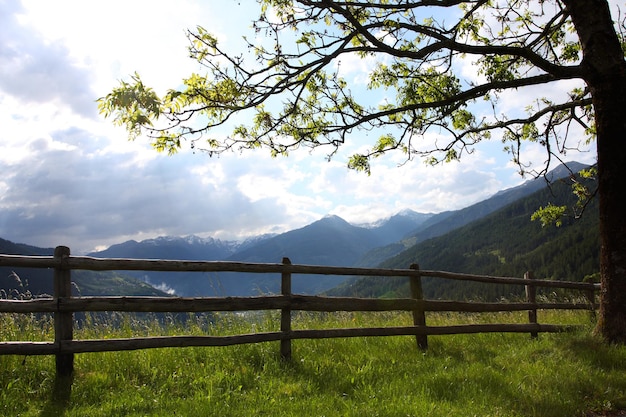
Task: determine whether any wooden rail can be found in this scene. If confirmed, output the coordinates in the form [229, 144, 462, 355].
[0, 246, 600, 378]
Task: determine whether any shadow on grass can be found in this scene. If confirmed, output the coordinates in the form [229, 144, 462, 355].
[39, 374, 73, 417]
[267, 334, 626, 416]
[560, 335, 626, 412]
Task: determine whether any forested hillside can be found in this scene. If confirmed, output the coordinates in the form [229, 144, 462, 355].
[2, 166, 596, 300]
[329, 178, 599, 301]
[82, 212, 430, 297]
[356, 162, 589, 267]
[0, 238, 168, 297]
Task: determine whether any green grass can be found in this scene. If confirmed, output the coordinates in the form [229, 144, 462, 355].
[1, 310, 625, 416]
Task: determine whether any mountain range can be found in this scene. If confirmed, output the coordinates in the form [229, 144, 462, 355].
[84, 211, 434, 296]
[329, 169, 599, 301]
[0, 238, 167, 297]
[1, 162, 597, 299]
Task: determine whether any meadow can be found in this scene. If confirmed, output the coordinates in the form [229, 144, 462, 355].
[1, 310, 625, 417]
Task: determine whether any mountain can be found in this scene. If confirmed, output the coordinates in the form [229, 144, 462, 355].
[4, 163, 590, 298]
[91, 215, 388, 296]
[362, 210, 435, 245]
[228, 215, 379, 265]
[91, 235, 238, 260]
[328, 171, 599, 301]
[355, 162, 590, 267]
[87, 235, 244, 296]
[84, 211, 431, 297]
[220, 215, 383, 295]
[0, 238, 168, 297]
[411, 161, 590, 241]
[0, 237, 53, 256]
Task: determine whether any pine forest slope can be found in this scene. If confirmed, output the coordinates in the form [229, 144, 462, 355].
[329, 176, 599, 301]
[355, 161, 590, 267]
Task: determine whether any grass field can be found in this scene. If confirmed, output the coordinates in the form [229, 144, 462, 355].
[1, 310, 625, 416]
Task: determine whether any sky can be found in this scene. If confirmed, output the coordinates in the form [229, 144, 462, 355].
[0, 0, 597, 254]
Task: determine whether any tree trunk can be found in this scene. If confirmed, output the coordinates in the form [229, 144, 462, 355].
[594, 71, 626, 344]
[563, 0, 626, 343]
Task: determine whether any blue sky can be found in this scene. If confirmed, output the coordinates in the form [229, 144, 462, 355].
[0, 0, 597, 254]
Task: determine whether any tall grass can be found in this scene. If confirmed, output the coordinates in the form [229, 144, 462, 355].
[1, 310, 625, 417]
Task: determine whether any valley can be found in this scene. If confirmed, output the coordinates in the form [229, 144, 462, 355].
[1, 163, 598, 300]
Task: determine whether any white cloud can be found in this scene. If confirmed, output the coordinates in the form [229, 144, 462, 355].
[308, 146, 507, 224]
[0, 1, 95, 116]
[0, 0, 590, 255]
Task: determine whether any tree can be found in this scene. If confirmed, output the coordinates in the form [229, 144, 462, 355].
[98, 0, 626, 343]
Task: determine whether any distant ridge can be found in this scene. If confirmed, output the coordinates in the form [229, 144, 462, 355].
[0, 238, 168, 297]
[329, 166, 599, 300]
[411, 161, 590, 241]
[83, 210, 430, 296]
[90, 235, 238, 261]
[3, 162, 591, 298]
[355, 162, 591, 267]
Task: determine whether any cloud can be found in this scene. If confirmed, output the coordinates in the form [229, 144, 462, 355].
[0, 0, 557, 255]
[312, 146, 506, 223]
[0, 0, 97, 117]
[0, 123, 332, 252]
[0, 119, 510, 253]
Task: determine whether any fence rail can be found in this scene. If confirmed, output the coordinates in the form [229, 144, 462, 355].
[0, 246, 600, 378]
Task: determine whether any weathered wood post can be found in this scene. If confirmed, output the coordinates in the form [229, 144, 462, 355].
[524, 271, 538, 339]
[54, 246, 74, 376]
[409, 264, 428, 350]
[280, 257, 292, 360]
[585, 285, 597, 322]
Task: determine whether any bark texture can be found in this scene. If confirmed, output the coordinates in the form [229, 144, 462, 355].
[563, 0, 626, 343]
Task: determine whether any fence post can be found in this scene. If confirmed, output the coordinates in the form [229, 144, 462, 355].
[54, 246, 74, 377]
[585, 286, 597, 322]
[409, 264, 428, 350]
[524, 271, 538, 339]
[280, 257, 292, 360]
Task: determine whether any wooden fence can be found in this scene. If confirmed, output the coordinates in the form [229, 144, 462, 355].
[0, 246, 599, 378]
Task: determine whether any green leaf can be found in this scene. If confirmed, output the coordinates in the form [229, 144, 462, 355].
[373, 134, 397, 155]
[531, 203, 567, 227]
[347, 154, 371, 175]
